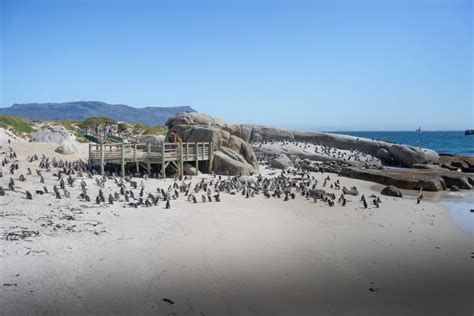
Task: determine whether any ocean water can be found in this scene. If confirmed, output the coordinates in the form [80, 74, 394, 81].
[332, 131, 473, 156]
[441, 191, 474, 236]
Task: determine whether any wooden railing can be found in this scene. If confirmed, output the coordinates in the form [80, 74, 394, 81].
[89, 142, 214, 177]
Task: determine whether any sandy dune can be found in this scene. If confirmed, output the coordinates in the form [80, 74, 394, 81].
[0, 137, 472, 315]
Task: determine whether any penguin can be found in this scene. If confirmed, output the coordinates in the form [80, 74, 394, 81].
[25, 191, 33, 200]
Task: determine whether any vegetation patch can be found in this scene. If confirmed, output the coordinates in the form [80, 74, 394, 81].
[78, 117, 117, 129]
[133, 124, 168, 135]
[0, 115, 34, 135]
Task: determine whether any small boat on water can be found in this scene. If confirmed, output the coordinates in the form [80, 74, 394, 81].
[416, 126, 422, 133]
[465, 129, 474, 136]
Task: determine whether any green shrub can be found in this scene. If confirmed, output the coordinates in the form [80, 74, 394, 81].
[78, 117, 117, 129]
[0, 115, 34, 135]
[117, 122, 129, 133]
[133, 124, 167, 135]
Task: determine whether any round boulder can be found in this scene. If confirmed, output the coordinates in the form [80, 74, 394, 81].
[32, 127, 71, 144]
[212, 151, 256, 176]
[377, 148, 391, 162]
[449, 185, 460, 192]
[55, 142, 78, 155]
[381, 185, 403, 197]
[270, 154, 294, 169]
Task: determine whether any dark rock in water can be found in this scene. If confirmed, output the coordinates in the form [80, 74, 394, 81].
[381, 185, 403, 197]
[450, 185, 460, 192]
[439, 154, 474, 173]
[341, 166, 474, 192]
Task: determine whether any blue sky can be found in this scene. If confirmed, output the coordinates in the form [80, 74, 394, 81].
[0, 0, 472, 130]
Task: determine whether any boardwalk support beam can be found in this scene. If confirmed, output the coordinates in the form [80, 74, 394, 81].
[89, 142, 212, 178]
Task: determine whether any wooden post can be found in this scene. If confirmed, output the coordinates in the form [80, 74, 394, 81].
[179, 142, 184, 177]
[161, 141, 166, 178]
[121, 143, 125, 177]
[186, 142, 189, 161]
[208, 142, 214, 173]
[88, 143, 92, 167]
[100, 143, 105, 175]
[146, 143, 151, 175]
[134, 143, 139, 173]
[195, 142, 199, 175]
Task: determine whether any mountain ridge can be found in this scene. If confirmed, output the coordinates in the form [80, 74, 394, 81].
[0, 101, 195, 125]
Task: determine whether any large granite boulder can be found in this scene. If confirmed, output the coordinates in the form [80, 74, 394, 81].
[237, 125, 439, 168]
[212, 150, 257, 176]
[31, 127, 72, 144]
[270, 154, 294, 169]
[254, 142, 338, 163]
[166, 112, 234, 133]
[166, 112, 258, 175]
[439, 154, 474, 173]
[135, 135, 165, 145]
[183, 162, 200, 175]
[54, 141, 78, 155]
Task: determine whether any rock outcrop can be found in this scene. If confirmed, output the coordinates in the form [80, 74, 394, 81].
[32, 126, 79, 155]
[213, 151, 257, 176]
[341, 166, 474, 192]
[54, 142, 78, 155]
[31, 127, 72, 144]
[270, 154, 294, 169]
[135, 135, 165, 145]
[253, 141, 382, 170]
[236, 125, 439, 167]
[166, 112, 258, 175]
[439, 154, 474, 173]
[183, 162, 200, 175]
[381, 185, 403, 197]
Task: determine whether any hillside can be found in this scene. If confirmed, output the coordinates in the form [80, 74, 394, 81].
[0, 115, 168, 143]
[0, 101, 195, 125]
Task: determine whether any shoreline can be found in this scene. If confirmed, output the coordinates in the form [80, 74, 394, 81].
[372, 184, 474, 236]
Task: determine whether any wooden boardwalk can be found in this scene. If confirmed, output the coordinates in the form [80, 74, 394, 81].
[89, 142, 214, 177]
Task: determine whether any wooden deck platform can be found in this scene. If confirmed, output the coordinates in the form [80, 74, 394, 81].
[89, 142, 214, 177]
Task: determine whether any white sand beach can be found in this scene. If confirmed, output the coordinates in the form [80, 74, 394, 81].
[0, 137, 472, 316]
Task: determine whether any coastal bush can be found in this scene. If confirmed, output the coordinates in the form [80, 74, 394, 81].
[78, 117, 117, 129]
[0, 115, 34, 135]
[133, 124, 167, 135]
[56, 120, 88, 142]
[117, 122, 129, 133]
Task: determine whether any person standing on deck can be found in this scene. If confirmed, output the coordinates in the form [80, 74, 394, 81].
[168, 131, 177, 143]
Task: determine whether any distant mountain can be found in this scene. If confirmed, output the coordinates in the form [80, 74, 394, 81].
[0, 101, 195, 125]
